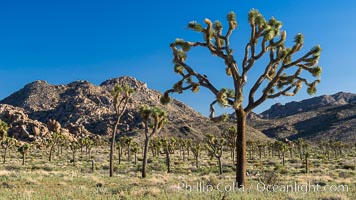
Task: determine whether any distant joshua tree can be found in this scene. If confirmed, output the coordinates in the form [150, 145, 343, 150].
[161, 137, 176, 173]
[0, 119, 8, 141]
[190, 141, 202, 169]
[109, 84, 134, 177]
[1, 136, 16, 164]
[69, 140, 79, 166]
[130, 141, 139, 165]
[222, 126, 237, 162]
[205, 134, 225, 175]
[18, 143, 31, 165]
[139, 105, 167, 178]
[161, 9, 322, 187]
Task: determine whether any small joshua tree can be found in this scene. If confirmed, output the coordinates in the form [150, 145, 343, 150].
[130, 141, 139, 165]
[109, 84, 134, 177]
[280, 142, 289, 166]
[123, 136, 133, 162]
[0, 120, 8, 141]
[139, 105, 167, 178]
[205, 134, 225, 175]
[69, 140, 79, 166]
[295, 138, 305, 160]
[47, 132, 62, 162]
[1, 136, 16, 164]
[162, 9, 322, 187]
[222, 126, 237, 162]
[116, 137, 125, 165]
[190, 141, 202, 169]
[161, 137, 176, 173]
[256, 141, 266, 159]
[83, 137, 95, 159]
[18, 143, 31, 165]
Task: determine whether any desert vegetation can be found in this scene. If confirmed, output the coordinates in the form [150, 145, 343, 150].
[0, 8, 354, 200]
[161, 9, 322, 187]
[0, 119, 355, 199]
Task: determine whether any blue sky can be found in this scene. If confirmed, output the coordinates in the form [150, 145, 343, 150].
[0, 0, 355, 116]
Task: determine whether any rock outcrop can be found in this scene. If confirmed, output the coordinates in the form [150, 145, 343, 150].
[0, 76, 270, 141]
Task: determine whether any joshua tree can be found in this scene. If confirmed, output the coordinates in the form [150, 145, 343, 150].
[18, 143, 31, 165]
[130, 141, 139, 165]
[222, 126, 237, 162]
[280, 142, 289, 166]
[205, 134, 225, 175]
[69, 140, 79, 166]
[139, 105, 167, 178]
[246, 140, 256, 160]
[161, 9, 322, 187]
[0, 120, 8, 141]
[123, 136, 133, 162]
[149, 138, 162, 157]
[1, 136, 16, 164]
[295, 138, 305, 160]
[116, 137, 125, 165]
[180, 139, 189, 161]
[109, 84, 134, 177]
[161, 137, 176, 173]
[47, 132, 62, 162]
[305, 152, 309, 173]
[190, 141, 202, 169]
[256, 141, 266, 159]
[83, 137, 95, 159]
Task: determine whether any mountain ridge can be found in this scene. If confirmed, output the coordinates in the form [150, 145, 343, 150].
[0, 76, 268, 142]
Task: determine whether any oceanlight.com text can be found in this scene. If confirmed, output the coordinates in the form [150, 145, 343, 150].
[177, 181, 349, 194]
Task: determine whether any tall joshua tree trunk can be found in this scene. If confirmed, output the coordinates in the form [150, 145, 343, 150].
[142, 134, 149, 178]
[235, 108, 247, 188]
[165, 147, 171, 173]
[3, 147, 8, 164]
[110, 117, 120, 177]
[218, 156, 223, 175]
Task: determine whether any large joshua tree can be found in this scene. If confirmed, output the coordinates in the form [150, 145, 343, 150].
[161, 9, 322, 187]
[139, 105, 167, 178]
[109, 84, 134, 177]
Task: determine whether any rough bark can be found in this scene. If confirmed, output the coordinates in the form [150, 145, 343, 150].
[109, 117, 120, 177]
[235, 109, 247, 188]
[142, 135, 150, 178]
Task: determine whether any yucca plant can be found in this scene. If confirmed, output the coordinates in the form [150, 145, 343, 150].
[109, 84, 134, 177]
[162, 9, 322, 187]
[139, 105, 167, 178]
[205, 134, 225, 175]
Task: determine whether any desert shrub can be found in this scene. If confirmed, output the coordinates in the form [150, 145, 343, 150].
[5, 165, 21, 171]
[43, 165, 54, 171]
[342, 164, 355, 170]
[274, 163, 283, 171]
[150, 162, 165, 172]
[280, 168, 290, 175]
[338, 171, 353, 178]
[259, 170, 279, 186]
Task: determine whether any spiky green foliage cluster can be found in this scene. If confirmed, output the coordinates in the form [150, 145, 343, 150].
[111, 84, 134, 99]
[188, 21, 203, 32]
[18, 143, 30, 154]
[161, 137, 176, 152]
[0, 120, 9, 140]
[139, 105, 167, 130]
[294, 33, 304, 44]
[205, 134, 225, 159]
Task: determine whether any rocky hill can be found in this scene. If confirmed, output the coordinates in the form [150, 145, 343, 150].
[249, 92, 356, 142]
[261, 92, 356, 119]
[0, 76, 269, 141]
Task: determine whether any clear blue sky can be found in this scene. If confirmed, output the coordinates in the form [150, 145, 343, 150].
[0, 0, 355, 116]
